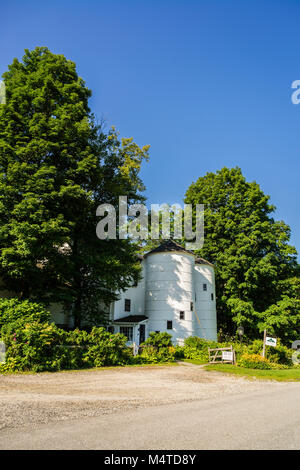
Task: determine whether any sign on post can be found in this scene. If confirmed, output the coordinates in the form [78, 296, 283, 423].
[265, 337, 277, 347]
[222, 350, 234, 361]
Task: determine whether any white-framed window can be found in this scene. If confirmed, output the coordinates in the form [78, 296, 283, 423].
[120, 326, 133, 341]
[124, 298, 131, 312]
[179, 311, 185, 320]
[203, 283, 207, 291]
[211, 293, 214, 301]
[167, 320, 173, 330]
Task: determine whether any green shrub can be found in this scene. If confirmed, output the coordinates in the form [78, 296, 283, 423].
[0, 298, 50, 329]
[143, 332, 173, 348]
[138, 344, 176, 363]
[0, 321, 67, 372]
[0, 323, 133, 372]
[139, 332, 175, 363]
[174, 345, 185, 359]
[86, 327, 133, 367]
[237, 353, 273, 370]
[183, 336, 219, 362]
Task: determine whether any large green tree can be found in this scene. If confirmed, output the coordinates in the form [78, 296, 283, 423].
[185, 167, 299, 341]
[0, 47, 149, 327]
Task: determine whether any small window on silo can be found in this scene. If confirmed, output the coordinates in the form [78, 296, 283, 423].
[211, 293, 214, 301]
[203, 283, 207, 291]
[167, 321, 173, 330]
[180, 311, 185, 320]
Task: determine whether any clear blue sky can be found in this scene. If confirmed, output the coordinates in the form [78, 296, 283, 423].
[1, 0, 300, 256]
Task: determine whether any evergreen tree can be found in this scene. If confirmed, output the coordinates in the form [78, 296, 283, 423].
[0, 47, 149, 327]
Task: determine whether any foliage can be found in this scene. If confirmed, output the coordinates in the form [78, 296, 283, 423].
[181, 336, 294, 366]
[0, 298, 50, 330]
[237, 353, 290, 370]
[143, 331, 173, 348]
[0, 47, 149, 327]
[257, 297, 300, 345]
[184, 167, 299, 341]
[0, 321, 67, 372]
[183, 336, 218, 362]
[138, 332, 176, 363]
[85, 327, 133, 367]
[137, 345, 176, 364]
[0, 322, 133, 372]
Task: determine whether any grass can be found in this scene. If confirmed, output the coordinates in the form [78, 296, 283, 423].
[204, 363, 300, 382]
[0, 361, 179, 375]
[182, 358, 208, 365]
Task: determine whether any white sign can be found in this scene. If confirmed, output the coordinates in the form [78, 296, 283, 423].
[265, 337, 277, 347]
[222, 351, 233, 361]
[132, 342, 139, 356]
[0, 341, 6, 363]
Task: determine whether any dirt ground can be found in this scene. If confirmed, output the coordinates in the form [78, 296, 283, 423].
[0, 362, 279, 431]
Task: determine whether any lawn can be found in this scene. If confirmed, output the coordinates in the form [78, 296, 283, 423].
[204, 364, 300, 381]
[182, 358, 208, 365]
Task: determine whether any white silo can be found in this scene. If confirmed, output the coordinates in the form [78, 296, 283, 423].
[144, 240, 196, 344]
[194, 258, 217, 340]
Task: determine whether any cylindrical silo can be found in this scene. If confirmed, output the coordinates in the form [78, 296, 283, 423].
[194, 258, 217, 340]
[145, 244, 196, 345]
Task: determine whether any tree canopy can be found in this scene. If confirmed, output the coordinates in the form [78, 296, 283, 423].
[185, 167, 300, 343]
[0, 47, 149, 327]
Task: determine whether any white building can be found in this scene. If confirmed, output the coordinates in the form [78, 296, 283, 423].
[111, 240, 217, 345]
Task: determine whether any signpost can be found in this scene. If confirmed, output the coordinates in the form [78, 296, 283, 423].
[265, 337, 277, 347]
[262, 330, 277, 357]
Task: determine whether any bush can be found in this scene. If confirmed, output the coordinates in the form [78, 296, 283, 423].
[86, 327, 133, 367]
[237, 353, 273, 370]
[143, 332, 173, 348]
[139, 332, 176, 363]
[137, 344, 176, 364]
[0, 298, 50, 329]
[0, 321, 67, 372]
[183, 336, 219, 362]
[0, 323, 133, 372]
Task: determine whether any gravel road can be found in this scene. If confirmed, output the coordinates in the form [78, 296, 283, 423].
[0, 362, 299, 449]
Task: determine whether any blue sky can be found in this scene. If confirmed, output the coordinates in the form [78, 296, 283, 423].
[1, 0, 300, 256]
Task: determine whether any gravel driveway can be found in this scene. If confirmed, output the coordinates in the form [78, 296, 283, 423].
[0, 362, 284, 432]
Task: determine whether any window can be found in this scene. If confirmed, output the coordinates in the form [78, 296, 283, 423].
[120, 326, 133, 341]
[195, 292, 197, 301]
[203, 283, 207, 291]
[211, 293, 214, 301]
[190, 302, 193, 311]
[167, 321, 173, 330]
[124, 299, 131, 312]
[179, 311, 185, 320]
